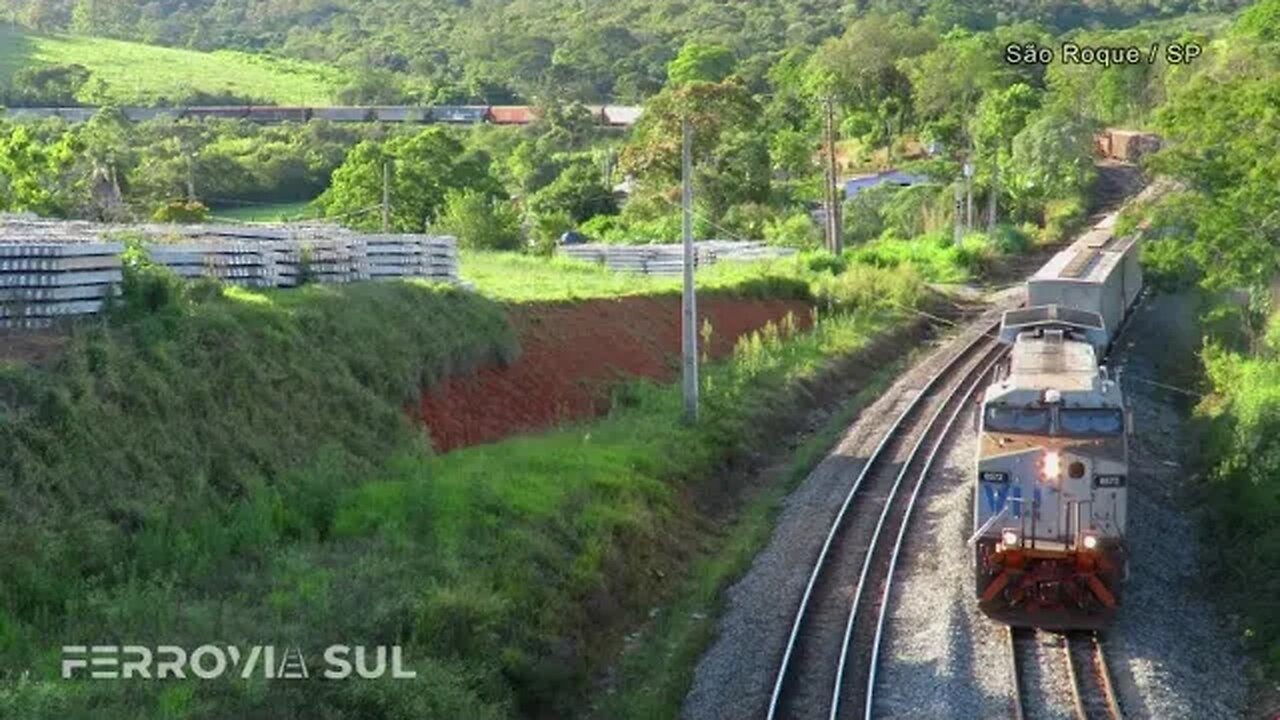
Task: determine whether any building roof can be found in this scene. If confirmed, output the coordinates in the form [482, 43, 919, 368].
[602, 106, 642, 125]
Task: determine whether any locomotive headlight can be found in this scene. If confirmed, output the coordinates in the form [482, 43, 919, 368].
[1081, 533, 1100, 551]
[1042, 450, 1060, 480]
[1000, 528, 1021, 547]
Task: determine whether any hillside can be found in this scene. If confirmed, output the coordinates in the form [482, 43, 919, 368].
[0, 27, 348, 105]
[2, 0, 1253, 103]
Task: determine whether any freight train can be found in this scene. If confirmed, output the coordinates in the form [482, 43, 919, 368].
[972, 212, 1142, 630]
[0, 104, 642, 127]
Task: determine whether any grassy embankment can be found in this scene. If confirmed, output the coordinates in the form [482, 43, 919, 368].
[0, 247, 932, 718]
[0, 27, 346, 105]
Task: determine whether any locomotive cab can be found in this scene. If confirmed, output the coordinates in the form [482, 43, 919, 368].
[972, 309, 1131, 629]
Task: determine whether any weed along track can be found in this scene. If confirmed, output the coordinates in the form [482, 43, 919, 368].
[767, 323, 1004, 720]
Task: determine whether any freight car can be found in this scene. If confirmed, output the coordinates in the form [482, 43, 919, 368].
[972, 211, 1141, 630]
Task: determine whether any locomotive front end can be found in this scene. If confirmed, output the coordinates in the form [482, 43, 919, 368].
[972, 331, 1131, 630]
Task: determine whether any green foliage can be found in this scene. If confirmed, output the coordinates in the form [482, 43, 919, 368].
[1041, 196, 1086, 244]
[437, 189, 523, 251]
[762, 211, 824, 248]
[149, 199, 210, 223]
[320, 128, 503, 232]
[1004, 108, 1098, 222]
[529, 210, 574, 256]
[527, 161, 617, 223]
[666, 43, 737, 86]
[1198, 342, 1280, 671]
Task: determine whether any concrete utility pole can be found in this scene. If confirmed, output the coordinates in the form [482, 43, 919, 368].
[963, 160, 975, 232]
[681, 117, 699, 424]
[954, 181, 965, 245]
[988, 160, 999, 232]
[822, 96, 843, 254]
[381, 160, 391, 232]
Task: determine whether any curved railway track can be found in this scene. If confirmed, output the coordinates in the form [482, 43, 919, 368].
[1009, 627, 1123, 720]
[766, 323, 1005, 720]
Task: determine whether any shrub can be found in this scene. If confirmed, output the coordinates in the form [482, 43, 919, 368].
[1042, 196, 1086, 244]
[813, 263, 924, 313]
[437, 189, 523, 251]
[151, 199, 211, 224]
[765, 212, 821, 249]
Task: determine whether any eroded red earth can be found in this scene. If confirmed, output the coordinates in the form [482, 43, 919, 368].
[416, 296, 813, 452]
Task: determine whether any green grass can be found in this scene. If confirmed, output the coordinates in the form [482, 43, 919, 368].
[462, 250, 853, 303]
[596, 345, 913, 719]
[0, 27, 347, 105]
[210, 200, 321, 223]
[0, 251, 923, 718]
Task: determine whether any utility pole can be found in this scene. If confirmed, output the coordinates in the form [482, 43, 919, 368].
[185, 151, 196, 202]
[963, 159, 974, 232]
[822, 96, 843, 254]
[381, 160, 391, 232]
[953, 181, 965, 245]
[988, 159, 999, 233]
[681, 117, 699, 424]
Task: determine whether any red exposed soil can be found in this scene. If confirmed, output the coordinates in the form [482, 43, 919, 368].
[416, 295, 813, 452]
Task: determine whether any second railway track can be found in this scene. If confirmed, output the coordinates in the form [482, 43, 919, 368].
[767, 324, 1005, 720]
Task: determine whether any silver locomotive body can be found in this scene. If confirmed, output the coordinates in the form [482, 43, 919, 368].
[973, 312, 1131, 628]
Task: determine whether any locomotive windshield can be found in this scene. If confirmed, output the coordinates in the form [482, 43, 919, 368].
[983, 406, 1051, 433]
[1058, 408, 1124, 436]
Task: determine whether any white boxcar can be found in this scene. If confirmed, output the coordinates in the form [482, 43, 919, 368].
[1026, 225, 1141, 347]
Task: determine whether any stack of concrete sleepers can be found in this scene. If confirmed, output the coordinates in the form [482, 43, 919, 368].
[271, 237, 370, 287]
[146, 242, 280, 288]
[422, 236, 459, 282]
[360, 235, 459, 282]
[0, 241, 123, 327]
[559, 244, 715, 276]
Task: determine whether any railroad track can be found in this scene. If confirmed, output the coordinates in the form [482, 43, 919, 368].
[767, 323, 1005, 720]
[1009, 627, 1123, 720]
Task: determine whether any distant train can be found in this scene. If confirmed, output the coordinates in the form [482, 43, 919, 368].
[0, 104, 642, 127]
[1095, 128, 1161, 163]
[972, 210, 1143, 630]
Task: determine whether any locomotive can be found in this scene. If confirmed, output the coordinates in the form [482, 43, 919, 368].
[972, 213, 1142, 630]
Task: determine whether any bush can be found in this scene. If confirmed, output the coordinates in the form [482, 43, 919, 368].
[813, 263, 924, 313]
[150, 199, 211, 224]
[721, 202, 777, 240]
[530, 211, 575, 257]
[1041, 196, 1086, 244]
[437, 189, 523, 251]
[765, 212, 821, 249]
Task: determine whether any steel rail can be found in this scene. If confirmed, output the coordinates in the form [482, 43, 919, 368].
[766, 321, 1001, 720]
[856, 344, 1007, 719]
[1007, 627, 1028, 720]
[1065, 632, 1124, 720]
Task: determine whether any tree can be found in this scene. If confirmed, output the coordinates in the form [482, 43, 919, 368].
[667, 43, 737, 85]
[528, 162, 617, 223]
[319, 128, 502, 232]
[618, 78, 761, 181]
[805, 14, 934, 156]
[901, 31, 1008, 147]
[1004, 108, 1097, 221]
[437, 189, 522, 251]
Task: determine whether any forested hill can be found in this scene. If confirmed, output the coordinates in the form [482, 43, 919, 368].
[4, 0, 1252, 103]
